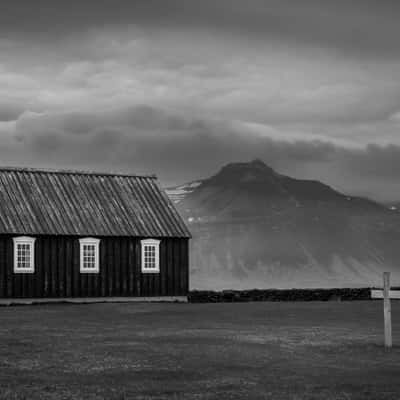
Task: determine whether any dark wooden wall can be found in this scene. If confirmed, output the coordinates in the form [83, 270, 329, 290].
[0, 236, 189, 298]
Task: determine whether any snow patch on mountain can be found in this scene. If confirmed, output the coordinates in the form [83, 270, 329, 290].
[166, 180, 203, 203]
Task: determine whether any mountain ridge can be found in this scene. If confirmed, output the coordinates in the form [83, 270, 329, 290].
[167, 159, 387, 223]
[166, 160, 400, 290]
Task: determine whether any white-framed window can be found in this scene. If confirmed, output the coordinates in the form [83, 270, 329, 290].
[13, 236, 36, 273]
[79, 238, 100, 273]
[141, 239, 160, 273]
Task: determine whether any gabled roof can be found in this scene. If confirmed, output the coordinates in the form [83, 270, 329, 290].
[0, 167, 190, 238]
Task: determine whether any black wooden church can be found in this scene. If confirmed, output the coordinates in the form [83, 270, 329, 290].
[0, 167, 190, 302]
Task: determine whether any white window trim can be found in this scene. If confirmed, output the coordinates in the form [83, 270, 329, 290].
[13, 236, 36, 273]
[141, 239, 160, 273]
[79, 237, 100, 273]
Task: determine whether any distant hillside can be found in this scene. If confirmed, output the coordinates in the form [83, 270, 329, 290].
[167, 160, 400, 290]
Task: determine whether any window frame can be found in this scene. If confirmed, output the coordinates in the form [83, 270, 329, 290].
[13, 236, 36, 273]
[141, 239, 161, 273]
[79, 237, 100, 273]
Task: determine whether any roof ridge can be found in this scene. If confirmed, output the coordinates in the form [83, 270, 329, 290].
[0, 166, 157, 179]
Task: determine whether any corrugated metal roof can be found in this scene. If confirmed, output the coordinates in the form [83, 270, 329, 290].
[0, 167, 191, 238]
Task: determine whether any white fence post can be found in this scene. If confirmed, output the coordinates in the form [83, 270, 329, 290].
[383, 272, 392, 348]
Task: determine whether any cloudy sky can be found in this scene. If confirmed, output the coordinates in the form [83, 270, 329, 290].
[1, 0, 400, 201]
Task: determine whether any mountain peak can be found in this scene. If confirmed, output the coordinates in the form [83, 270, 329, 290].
[210, 159, 279, 186]
[250, 158, 269, 167]
[167, 158, 386, 223]
[223, 159, 274, 170]
[220, 159, 276, 174]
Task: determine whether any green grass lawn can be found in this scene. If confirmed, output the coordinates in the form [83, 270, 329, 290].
[0, 301, 399, 400]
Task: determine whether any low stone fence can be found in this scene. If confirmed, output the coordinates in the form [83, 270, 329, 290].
[188, 288, 373, 303]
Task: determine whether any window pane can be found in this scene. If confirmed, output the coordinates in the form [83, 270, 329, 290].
[16, 242, 32, 269]
[144, 244, 156, 269]
[141, 241, 160, 272]
[81, 242, 98, 271]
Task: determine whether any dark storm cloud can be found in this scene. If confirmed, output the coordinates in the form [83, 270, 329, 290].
[1, 0, 400, 201]
[15, 106, 190, 136]
[0, 105, 399, 201]
[0, 101, 25, 121]
[2, 0, 400, 57]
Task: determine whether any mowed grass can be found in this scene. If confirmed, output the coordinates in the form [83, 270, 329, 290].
[0, 301, 399, 400]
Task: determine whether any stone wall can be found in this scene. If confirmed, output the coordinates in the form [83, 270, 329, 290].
[188, 288, 374, 302]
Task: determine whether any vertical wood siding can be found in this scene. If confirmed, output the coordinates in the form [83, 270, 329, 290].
[0, 236, 189, 298]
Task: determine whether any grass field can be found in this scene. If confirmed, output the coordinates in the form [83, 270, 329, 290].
[0, 301, 399, 400]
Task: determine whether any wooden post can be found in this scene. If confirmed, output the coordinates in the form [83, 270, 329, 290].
[383, 272, 392, 348]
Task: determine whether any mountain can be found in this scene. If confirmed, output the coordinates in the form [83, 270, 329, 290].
[166, 160, 400, 289]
